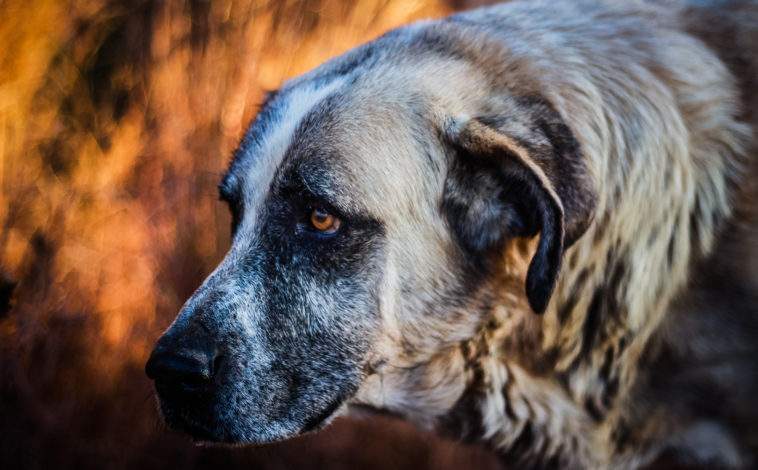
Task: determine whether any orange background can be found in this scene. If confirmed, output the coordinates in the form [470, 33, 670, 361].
[0, 0, 500, 468]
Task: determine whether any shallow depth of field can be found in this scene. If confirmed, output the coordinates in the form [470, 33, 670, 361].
[0, 1, 502, 469]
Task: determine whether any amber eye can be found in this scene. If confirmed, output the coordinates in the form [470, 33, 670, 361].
[309, 207, 341, 233]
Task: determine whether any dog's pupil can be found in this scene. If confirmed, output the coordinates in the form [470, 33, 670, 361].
[311, 209, 332, 229]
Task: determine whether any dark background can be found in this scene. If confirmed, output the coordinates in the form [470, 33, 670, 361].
[0, 0, 506, 468]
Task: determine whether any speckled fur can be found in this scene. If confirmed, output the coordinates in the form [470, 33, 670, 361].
[149, 1, 758, 468]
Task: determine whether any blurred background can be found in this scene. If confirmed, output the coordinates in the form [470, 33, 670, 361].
[0, 0, 508, 469]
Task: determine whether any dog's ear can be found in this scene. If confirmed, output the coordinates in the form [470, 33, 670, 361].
[442, 101, 595, 314]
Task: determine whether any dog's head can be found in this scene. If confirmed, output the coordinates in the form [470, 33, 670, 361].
[145, 29, 595, 444]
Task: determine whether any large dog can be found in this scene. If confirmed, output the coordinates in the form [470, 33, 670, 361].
[145, 0, 758, 467]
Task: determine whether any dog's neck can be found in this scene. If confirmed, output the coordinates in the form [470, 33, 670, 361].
[376, 225, 681, 467]
[429, 111, 747, 465]
[351, 29, 750, 464]
[356, 163, 740, 467]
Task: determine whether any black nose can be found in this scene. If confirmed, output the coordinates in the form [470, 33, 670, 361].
[145, 334, 218, 393]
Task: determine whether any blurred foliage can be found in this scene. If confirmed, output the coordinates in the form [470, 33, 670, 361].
[0, 0, 500, 468]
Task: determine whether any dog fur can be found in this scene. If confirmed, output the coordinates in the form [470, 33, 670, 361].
[146, 1, 758, 468]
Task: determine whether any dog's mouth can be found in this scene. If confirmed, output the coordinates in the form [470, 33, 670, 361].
[155, 388, 352, 444]
[346, 402, 401, 420]
[160, 403, 220, 442]
[299, 394, 351, 433]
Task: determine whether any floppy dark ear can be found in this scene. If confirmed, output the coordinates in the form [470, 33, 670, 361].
[442, 107, 595, 314]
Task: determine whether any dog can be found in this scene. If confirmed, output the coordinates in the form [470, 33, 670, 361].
[145, 0, 758, 467]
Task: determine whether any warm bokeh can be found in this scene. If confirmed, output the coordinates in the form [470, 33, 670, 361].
[0, 0, 500, 469]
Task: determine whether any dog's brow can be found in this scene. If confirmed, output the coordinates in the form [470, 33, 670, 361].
[293, 169, 335, 201]
[284, 166, 356, 214]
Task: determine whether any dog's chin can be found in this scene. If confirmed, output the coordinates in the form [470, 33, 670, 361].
[160, 404, 226, 443]
[158, 397, 348, 446]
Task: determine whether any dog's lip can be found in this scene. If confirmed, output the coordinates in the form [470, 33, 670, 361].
[299, 395, 347, 433]
[346, 402, 400, 419]
[161, 404, 220, 442]
[158, 394, 348, 444]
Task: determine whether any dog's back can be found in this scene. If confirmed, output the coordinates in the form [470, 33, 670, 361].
[684, 0, 758, 282]
[634, 1, 758, 465]
[451, 0, 758, 464]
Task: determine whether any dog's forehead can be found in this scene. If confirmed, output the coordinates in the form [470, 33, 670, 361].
[226, 76, 443, 222]
[222, 77, 349, 210]
[221, 40, 492, 228]
[290, 92, 438, 209]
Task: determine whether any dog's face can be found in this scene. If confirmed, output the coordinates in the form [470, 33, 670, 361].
[145, 39, 594, 444]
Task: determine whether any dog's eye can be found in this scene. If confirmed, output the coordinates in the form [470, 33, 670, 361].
[310, 207, 341, 234]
